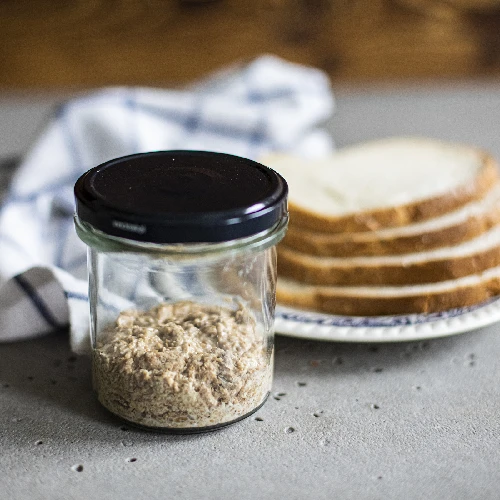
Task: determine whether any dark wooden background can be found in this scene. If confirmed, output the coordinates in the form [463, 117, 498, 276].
[1, 0, 500, 89]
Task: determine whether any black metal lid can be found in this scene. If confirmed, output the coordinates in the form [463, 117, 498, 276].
[74, 150, 288, 244]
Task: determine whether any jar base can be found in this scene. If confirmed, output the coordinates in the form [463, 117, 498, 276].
[100, 392, 270, 434]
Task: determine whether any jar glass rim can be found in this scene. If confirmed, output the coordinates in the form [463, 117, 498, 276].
[75, 214, 288, 256]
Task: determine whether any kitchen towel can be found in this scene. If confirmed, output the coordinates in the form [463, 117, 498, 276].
[0, 55, 335, 354]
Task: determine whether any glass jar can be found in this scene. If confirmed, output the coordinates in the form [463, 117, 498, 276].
[74, 150, 288, 433]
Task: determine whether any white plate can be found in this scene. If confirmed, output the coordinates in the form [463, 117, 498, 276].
[275, 297, 500, 342]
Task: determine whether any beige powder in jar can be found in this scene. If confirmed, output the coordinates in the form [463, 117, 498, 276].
[92, 300, 272, 429]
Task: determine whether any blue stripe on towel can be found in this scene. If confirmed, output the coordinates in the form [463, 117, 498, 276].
[55, 217, 74, 269]
[65, 290, 122, 315]
[246, 88, 294, 103]
[134, 103, 261, 144]
[65, 291, 88, 302]
[13, 274, 63, 329]
[57, 104, 84, 176]
[125, 89, 140, 155]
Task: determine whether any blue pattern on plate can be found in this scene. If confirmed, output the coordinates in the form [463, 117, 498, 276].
[275, 297, 500, 328]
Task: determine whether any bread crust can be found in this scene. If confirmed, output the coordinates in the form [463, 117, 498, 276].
[283, 198, 500, 257]
[278, 238, 500, 286]
[288, 153, 499, 233]
[276, 277, 500, 316]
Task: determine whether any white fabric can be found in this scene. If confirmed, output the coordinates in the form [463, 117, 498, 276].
[0, 55, 335, 354]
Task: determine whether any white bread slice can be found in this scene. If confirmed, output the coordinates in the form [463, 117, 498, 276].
[278, 224, 500, 287]
[262, 138, 498, 233]
[277, 268, 500, 316]
[283, 183, 500, 257]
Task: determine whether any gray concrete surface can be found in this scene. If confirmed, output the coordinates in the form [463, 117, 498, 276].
[2, 82, 500, 499]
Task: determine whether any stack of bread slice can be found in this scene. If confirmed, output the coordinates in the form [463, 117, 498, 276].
[261, 137, 500, 316]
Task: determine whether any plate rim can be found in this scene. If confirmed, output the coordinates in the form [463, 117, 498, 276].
[274, 296, 500, 342]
